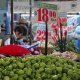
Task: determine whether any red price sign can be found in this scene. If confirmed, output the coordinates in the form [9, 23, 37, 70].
[36, 30, 59, 43]
[35, 8, 57, 22]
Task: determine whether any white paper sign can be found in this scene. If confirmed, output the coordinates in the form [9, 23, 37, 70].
[13, 0, 34, 12]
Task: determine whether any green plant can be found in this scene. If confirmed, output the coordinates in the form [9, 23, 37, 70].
[51, 36, 79, 53]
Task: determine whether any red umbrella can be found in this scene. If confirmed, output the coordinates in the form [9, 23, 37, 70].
[0, 44, 30, 56]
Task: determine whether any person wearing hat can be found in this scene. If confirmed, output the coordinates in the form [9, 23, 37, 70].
[17, 17, 34, 40]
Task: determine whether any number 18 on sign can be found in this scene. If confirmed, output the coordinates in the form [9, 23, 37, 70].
[35, 8, 57, 22]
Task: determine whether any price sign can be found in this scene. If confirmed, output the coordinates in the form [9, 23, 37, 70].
[35, 8, 57, 22]
[34, 1, 58, 43]
[34, 2, 57, 23]
[36, 30, 59, 43]
[33, 22, 59, 42]
[58, 12, 67, 38]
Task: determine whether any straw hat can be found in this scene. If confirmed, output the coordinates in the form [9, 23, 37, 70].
[18, 18, 27, 24]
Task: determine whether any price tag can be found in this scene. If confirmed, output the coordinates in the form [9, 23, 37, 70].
[34, 2, 57, 23]
[35, 8, 57, 22]
[34, 2, 58, 43]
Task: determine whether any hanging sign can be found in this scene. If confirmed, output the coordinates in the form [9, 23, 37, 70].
[13, 0, 34, 12]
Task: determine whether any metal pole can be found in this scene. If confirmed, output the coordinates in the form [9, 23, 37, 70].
[63, 31, 67, 52]
[29, 0, 32, 21]
[29, 0, 32, 45]
[10, 0, 13, 35]
[44, 22, 48, 55]
[10, 0, 14, 44]
[60, 23, 63, 53]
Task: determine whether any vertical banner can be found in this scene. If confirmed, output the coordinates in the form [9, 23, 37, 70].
[34, 1, 58, 43]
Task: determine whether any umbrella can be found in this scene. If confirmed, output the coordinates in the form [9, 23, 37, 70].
[0, 44, 30, 56]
